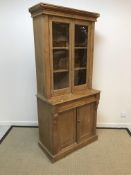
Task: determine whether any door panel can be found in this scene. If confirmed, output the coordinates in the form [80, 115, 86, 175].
[77, 103, 96, 143]
[49, 17, 72, 95]
[73, 23, 88, 87]
[72, 20, 92, 91]
[54, 109, 76, 152]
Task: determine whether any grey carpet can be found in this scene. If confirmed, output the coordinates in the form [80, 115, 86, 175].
[0, 128, 131, 175]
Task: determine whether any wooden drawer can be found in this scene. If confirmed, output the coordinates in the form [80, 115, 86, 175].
[56, 95, 97, 113]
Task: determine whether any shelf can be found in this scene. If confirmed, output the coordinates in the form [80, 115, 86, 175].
[75, 67, 86, 71]
[53, 40, 69, 47]
[53, 47, 69, 50]
[75, 47, 87, 49]
[53, 69, 69, 73]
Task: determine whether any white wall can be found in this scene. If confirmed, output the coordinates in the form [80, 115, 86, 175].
[0, 0, 131, 128]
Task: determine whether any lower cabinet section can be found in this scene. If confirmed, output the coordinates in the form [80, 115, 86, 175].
[38, 95, 99, 162]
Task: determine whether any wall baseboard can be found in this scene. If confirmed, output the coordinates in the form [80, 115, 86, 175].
[0, 121, 38, 126]
[0, 121, 131, 143]
[97, 122, 131, 131]
[0, 121, 131, 131]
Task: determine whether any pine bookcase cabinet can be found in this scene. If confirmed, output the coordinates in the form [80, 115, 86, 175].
[29, 3, 100, 162]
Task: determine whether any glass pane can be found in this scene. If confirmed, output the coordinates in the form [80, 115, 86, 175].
[54, 72, 69, 90]
[74, 70, 86, 86]
[75, 25, 88, 47]
[53, 49, 69, 70]
[75, 49, 87, 68]
[52, 21, 70, 90]
[52, 22, 69, 47]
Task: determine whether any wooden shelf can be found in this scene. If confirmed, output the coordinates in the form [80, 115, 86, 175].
[75, 47, 87, 49]
[75, 67, 86, 71]
[53, 69, 69, 73]
[53, 47, 69, 50]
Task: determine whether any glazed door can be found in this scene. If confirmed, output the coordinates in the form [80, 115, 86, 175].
[54, 109, 76, 153]
[49, 17, 72, 95]
[76, 103, 96, 143]
[72, 20, 91, 91]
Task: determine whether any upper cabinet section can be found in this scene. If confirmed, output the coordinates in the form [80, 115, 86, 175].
[29, 3, 99, 97]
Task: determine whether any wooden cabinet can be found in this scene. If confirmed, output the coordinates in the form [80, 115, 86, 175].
[29, 3, 100, 162]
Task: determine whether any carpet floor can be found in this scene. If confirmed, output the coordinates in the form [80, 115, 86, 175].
[0, 128, 131, 175]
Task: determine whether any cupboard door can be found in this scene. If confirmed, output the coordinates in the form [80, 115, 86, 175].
[74, 23, 88, 87]
[77, 103, 96, 143]
[54, 109, 76, 153]
[72, 21, 92, 91]
[49, 17, 72, 94]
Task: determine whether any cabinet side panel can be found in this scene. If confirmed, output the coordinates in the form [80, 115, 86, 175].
[88, 22, 95, 88]
[33, 15, 51, 97]
[37, 99, 53, 153]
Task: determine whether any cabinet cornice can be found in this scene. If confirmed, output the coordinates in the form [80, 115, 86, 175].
[29, 3, 100, 21]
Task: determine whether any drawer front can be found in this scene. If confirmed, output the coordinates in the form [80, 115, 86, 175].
[56, 96, 96, 113]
